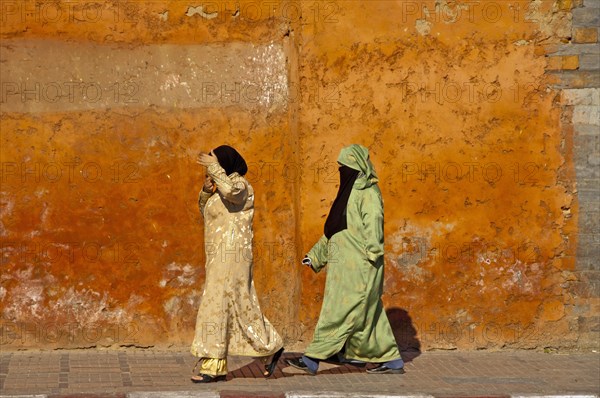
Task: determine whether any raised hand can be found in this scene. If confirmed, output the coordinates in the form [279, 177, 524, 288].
[302, 256, 312, 267]
[203, 175, 215, 193]
[197, 152, 217, 167]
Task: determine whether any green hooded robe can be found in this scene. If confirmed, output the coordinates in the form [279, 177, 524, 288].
[305, 144, 401, 363]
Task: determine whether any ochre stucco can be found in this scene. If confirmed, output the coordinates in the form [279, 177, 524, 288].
[295, 0, 583, 350]
[0, 0, 593, 350]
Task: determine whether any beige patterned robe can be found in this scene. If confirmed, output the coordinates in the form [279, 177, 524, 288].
[190, 162, 283, 359]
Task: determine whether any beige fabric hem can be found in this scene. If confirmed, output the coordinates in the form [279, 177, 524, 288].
[197, 358, 227, 376]
[191, 345, 283, 360]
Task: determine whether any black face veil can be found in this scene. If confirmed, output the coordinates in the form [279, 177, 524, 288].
[323, 165, 360, 239]
[212, 145, 248, 176]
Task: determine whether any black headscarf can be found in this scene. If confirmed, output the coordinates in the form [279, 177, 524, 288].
[324, 165, 360, 239]
[212, 145, 248, 176]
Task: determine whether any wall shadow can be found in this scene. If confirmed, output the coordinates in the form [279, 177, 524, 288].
[229, 308, 421, 379]
[231, 352, 368, 379]
[386, 307, 421, 362]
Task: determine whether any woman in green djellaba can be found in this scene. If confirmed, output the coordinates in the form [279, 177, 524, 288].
[286, 144, 404, 375]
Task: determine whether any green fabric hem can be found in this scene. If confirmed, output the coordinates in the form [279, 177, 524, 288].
[303, 351, 334, 361]
[345, 353, 402, 363]
[304, 350, 402, 363]
[304, 344, 346, 360]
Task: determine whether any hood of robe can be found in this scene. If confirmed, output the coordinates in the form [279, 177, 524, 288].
[337, 144, 378, 190]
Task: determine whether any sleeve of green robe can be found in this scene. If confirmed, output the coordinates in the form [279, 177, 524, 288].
[307, 235, 329, 273]
[207, 162, 248, 205]
[360, 188, 384, 263]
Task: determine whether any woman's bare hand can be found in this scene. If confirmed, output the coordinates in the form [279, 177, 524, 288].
[197, 152, 217, 167]
[203, 175, 215, 193]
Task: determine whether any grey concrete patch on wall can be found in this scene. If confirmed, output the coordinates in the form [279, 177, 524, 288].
[0, 39, 288, 113]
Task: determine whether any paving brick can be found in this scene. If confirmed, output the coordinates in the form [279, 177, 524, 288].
[580, 53, 600, 70]
[572, 270, 600, 297]
[574, 27, 599, 43]
[549, 71, 600, 88]
[128, 393, 218, 398]
[574, 135, 600, 178]
[558, 0, 575, 10]
[220, 391, 285, 398]
[573, 6, 600, 25]
[565, 55, 582, 70]
[573, 105, 600, 125]
[48, 395, 126, 398]
[578, 315, 600, 332]
[548, 55, 580, 70]
[563, 87, 600, 105]
[0, 350, 598, 397]
[549, 43, 600, 56]
[580, 211, 600, 235]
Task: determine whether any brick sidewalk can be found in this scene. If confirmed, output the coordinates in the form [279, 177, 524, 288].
[0, 350, 598, 397]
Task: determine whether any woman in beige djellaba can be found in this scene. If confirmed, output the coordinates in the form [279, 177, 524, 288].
[190, 145, 284, 383]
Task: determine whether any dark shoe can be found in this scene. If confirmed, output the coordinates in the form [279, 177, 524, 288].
[263, 347, 285, 378]
[286, 357, 316, 375]
[323, 353, 366, 367]
[366, 364, 405, 374]
[344, 359, 366, 367]
[191, 373, 226, 383]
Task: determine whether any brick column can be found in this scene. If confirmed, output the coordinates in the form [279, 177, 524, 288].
[549, 0, 599, 347]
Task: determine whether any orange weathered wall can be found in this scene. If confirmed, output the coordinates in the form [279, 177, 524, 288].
[1, 0, 301, 348]
[295, 0, 591, 350]
[1, 0, 596, 350]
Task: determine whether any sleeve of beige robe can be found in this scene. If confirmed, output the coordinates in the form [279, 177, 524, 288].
[207, 162, 248, 205]
[198, 190, 213, 216]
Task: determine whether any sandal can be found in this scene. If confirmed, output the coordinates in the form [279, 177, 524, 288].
[191, 358, 226, 383]
[263, 347, 285, 378]
[191, 373, 226, 383]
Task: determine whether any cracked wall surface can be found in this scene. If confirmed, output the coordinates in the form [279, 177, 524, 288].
[1, 0, 597, 350]
[295, 0, 597, 351]
[1, 0, 300, 349]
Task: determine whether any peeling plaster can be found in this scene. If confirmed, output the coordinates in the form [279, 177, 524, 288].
[388, 222, 455, 279]
[526, 0, 572, 42]
[0, 0, 588, 351]
[164, 296, 181, 317]
[1, 40, 289, 112]
[186, 6, 218, 19]
[160, 262, 197, 288]
[435, 0, 470, 24]
[416, 19, 432, 36]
